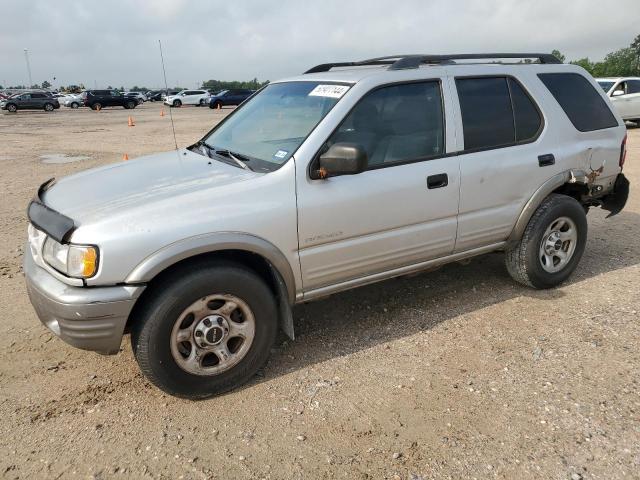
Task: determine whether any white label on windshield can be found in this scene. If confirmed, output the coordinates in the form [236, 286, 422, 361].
[274, 149, 288, 159]
[308, 84, 349, 99]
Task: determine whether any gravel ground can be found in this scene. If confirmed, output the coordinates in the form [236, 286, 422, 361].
[0, 103, 638, 480]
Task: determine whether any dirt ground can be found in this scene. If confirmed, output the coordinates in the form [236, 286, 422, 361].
[0, 103, 638, 480]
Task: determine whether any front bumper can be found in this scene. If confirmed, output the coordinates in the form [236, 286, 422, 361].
[24, 246, 145, 355]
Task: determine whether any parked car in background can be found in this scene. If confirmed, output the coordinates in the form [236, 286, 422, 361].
[83, 90, 137, 110]
[597, 77, 640, 123]
[164, 89, 210, 107]
[63, 93, 84, 109]
[1, 91, 60, 112]
[124, 92, 146, 105]
[146, 91, 163, 101]
[208, 89, 254, 109]
[23, 53, 629, 398]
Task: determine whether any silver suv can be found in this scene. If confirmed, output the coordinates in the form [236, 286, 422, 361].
[25, 53, 630, 398]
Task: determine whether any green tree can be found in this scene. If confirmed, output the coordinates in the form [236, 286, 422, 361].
[570, 58, 594, 74]
[41, 80, 51, 89]
[551, 50, 566, 63]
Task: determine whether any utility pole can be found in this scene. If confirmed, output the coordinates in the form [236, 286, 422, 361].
[24, 49, 33, 87]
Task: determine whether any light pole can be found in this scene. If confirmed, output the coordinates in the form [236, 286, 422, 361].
[24, 48, 33, 87]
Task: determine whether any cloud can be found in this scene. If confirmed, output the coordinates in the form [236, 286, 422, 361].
[0, 0, 638, 88]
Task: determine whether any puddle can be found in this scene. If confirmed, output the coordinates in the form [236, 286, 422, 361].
[40, 153, 90, 164]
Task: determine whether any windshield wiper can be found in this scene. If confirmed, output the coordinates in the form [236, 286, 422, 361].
[213, 148, 252, 171]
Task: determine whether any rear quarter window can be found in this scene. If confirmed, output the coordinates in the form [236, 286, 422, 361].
[538, 73, 618, 132]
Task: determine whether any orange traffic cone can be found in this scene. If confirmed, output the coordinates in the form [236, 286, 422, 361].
[160, 108, 165, 117]
[128, 116, 135, 127]
[217, 103, 221, 110]
[122, 153, 129, 161]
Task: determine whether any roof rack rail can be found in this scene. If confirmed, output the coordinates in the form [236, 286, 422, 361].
[304, 53, 562, 74]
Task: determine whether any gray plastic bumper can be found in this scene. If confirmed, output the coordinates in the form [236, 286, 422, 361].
[24, 246, 145, 355]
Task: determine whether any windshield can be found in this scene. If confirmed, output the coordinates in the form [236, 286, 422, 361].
[597, 80, 615, 92]
[203, 81, 350, 171]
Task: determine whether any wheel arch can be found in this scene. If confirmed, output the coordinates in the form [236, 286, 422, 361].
[125, 233, 297, 339]
[507, 170, 589, 246]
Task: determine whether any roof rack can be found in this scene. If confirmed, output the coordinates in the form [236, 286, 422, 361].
[304, 53, 562, 74]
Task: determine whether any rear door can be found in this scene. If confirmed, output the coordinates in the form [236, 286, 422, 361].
[296, 79, 460, 291]
[451, 74, 548, 252]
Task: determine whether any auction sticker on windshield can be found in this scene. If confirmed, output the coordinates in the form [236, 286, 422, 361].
[308, 84, 350, 99]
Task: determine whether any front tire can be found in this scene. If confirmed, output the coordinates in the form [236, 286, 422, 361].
[70, 102, 79, 109]
[91, 102, 102, 111]
[6, 103, 17, 112]
[131, 261, 278, 399]
[505, 194, 587, 289]
[125, 100, 136, 109]
[43, 103, 54, 112]
[172, 99, 181, 107]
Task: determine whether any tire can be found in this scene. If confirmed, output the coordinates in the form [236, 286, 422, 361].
[125, 100, 136, 109]
[213, 101, 222, 110]
[91, 102, 102, 111]
[70, 102, 79, 109]
[6, 103, 17, 112]
[43, 103, 54, 112]
[131, 260, 278, 399]
[505, 194, 587, 289]
[172, 99, 181, 107]
[199, 99, 206, 106]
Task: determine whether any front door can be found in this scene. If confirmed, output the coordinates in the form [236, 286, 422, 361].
[296, 80, 460, 292]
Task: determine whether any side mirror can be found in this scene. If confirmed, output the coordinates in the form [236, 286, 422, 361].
[314, 143, 368, 179]
[612, 90, 625, 97]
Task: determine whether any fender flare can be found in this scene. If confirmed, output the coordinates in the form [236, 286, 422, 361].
[124, 232, 298, 339]
[507, 170, 587, 246]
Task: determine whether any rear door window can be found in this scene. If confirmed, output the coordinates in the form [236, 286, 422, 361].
[538, 73, 618, 131]
[456, 77, 514, 150]
[627, 80, 640, 94]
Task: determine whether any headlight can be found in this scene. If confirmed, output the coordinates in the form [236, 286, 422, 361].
[42, 237, 99, 278]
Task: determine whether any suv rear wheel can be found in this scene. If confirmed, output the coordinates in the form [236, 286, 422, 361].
[131, 261, 278, 399]
[505, 194, 587, 289]
[70, 102, 79, 109]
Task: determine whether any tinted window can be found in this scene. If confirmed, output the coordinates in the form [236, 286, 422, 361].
[456, 77, 514, 150]
[509, 79, 542, 141]
[538, 73, 618, 131]
[31, 93, 46, 99]
[325, 81, 444, 168]
[627, 80, 640, 94]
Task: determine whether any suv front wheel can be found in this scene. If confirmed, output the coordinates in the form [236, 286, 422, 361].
[505, 194, 587, 289]
[131, 261, 278, 399]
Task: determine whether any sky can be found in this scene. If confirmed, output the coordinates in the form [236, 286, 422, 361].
[1, 0, 639, 89]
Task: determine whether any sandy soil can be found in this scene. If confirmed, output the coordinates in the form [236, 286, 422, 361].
[0, 103, 639, 480]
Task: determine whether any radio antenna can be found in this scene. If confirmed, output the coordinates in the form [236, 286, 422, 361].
[158, 39, 178, 150]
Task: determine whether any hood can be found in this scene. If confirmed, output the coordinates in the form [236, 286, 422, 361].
[41, 148, 259, 225]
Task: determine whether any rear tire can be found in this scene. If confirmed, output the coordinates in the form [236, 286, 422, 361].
[70, 102, 79, 109]
[505, 194, 587, 289]
[131, 261, 278, 399]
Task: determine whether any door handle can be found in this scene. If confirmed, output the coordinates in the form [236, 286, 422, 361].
[427, 173, 448, 189]
[538, 154, 555, 167]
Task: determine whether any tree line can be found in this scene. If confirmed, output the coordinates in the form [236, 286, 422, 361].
[552, 33, 640, 77]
